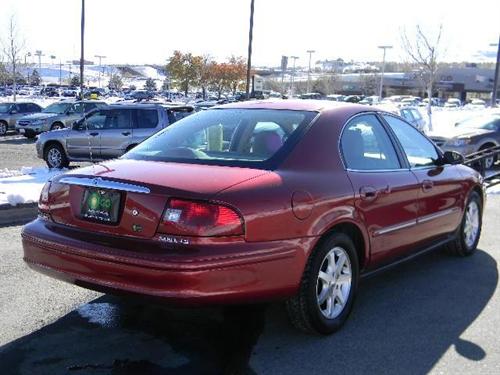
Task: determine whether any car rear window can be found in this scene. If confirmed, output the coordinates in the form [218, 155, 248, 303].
[124, 108, 316, 167]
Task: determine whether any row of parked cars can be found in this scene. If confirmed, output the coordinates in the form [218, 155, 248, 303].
[0, 99, 194, 168]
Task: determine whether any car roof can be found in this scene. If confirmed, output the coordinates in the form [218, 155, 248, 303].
[213, 99, 366, 113]
[107, 103, 161, 109]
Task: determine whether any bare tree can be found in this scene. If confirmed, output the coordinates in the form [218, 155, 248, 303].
[2, 15, 25, 102]
[401, 24, 444, 131]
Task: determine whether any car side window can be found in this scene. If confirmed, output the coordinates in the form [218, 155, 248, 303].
[18, 104, 30, 113]
[383, 115, 440, 168]
[102, 109, 132, 130]
[135, 109, 158, 129]
[28, 104, 41, 112]
[84, 103, 96, 112]
[82, 111, 107, 130]
[340, 114, 401, 170]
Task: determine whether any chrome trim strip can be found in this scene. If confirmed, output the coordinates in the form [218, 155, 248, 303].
[373, 219, 417, 236]
[417, 207, 460, 224]
[58, 176, 151, 194]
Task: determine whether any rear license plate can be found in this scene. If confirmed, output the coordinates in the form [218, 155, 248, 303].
[80, 188, 121, 224]
[19, 129, 25, 134]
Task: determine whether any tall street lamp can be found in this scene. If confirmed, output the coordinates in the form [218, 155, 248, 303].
[80, 0, 85, 99]
[306, 50, 315, 93]
[490, 35, 500, 107]
[378, 45, 392, 99]
[95, 55, 107, 88]
[245, 0, 255, 100]
[34, 50, 44, 70]
[290, 56, 299, 96]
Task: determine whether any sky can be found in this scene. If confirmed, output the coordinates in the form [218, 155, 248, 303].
[0, 0, 499, 67]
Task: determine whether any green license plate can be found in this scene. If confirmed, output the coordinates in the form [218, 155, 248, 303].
[80, 188, 121, 224]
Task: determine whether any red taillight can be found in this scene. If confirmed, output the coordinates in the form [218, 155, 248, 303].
[158, 199, 244, 237]
[38, 181, 51, 213]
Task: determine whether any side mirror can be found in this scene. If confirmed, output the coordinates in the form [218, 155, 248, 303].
[442, 150, 464, 165]
[72, 121, 81, 130]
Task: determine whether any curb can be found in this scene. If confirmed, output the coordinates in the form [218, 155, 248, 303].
[0, 202, 38, 227]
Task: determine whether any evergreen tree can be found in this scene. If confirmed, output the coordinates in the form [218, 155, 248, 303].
[30, 69, 41, 86]
[108, 74, 123, 90]
[144, 77, 157, 92]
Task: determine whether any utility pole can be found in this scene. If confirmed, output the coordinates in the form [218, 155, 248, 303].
[245, 0, 255, 100]
[491, 35, 500, 107]
[290, 56, 299, 97]
[306, 50, 315, 93]
[59, 60, 63, 86]
[377, 45, 392, 100]
[95, 55, 106, 88]
[80, 0, 85, 99]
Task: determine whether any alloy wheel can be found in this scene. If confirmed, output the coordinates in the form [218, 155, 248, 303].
[47, 148, 62, 168]
[0, 123, 6, 135]
[316, 246, 352, 319]
[464, 200, 480, 248]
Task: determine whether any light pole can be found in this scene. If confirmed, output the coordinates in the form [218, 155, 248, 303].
[290, 56, 299, 96]
[377, 45, 392, 100]
[24, 52, 31, 65]
[490, 35, 500, 107]
[95, 55, 106, 88]
[306, 50, 315, 93]
[80, 0, 85, 99]
[245, 0, 255, 100]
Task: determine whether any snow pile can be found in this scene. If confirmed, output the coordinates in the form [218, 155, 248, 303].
[0, 167, 67, 206]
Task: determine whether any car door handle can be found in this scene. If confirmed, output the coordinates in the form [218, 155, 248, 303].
[359, 186, 378, 201]
[89, 132, 99, 137]
[122, 131, 131, 136]
[422, 180, 434, 192]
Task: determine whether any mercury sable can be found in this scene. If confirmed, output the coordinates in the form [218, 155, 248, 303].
[22, 100, 484, 334]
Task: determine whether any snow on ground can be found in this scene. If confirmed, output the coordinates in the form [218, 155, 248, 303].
[0, 167, 67, 206]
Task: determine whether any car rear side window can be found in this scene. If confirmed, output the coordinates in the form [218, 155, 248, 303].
[383, 115, 439, 168]
[135, 109, 158, 129]
[341, 114, 400, 170]
[102, 109, 132, 129]
[125, 109, 316, 167]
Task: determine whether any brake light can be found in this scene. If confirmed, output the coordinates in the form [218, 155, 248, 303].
[38, 181, 51, 213]
[158, 199, 244, 237]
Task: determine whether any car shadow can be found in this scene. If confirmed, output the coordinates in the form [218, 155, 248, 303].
[0, 136, 37, 145]
[0, 249, 496, 375]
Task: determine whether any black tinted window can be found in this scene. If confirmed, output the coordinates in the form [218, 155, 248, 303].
[135, 109, 158, 129]
[383, 115, 439, 167]
[18, 104, 30, 112]
[341, 114, 400, 170]
[27, 104, 41, 112]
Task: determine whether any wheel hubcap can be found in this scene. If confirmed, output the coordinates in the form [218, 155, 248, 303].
[484, 156, 494, 169]
[48, 148, 62, 168]
[463, 200, 480, 248]
[0, 123, 6, 135]
[316, 246, 352, 319]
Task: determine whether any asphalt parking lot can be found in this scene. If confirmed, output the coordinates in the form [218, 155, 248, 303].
[0, 133, 45, 170]
[0, 195, 499, 374]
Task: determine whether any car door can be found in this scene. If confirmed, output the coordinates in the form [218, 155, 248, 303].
[65, 111, 104, 159]
[382, 114, 464, 243]
[99, 108, 133, 159]
[340, 113, 420, 268]
[7, 104, 22, 128]
[132, 108, 161, 146]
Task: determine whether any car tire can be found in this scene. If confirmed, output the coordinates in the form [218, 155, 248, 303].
[286, 232, 359, 335]
[0, 121, 8, 136]
[51, 122, 64, 131]
[446, 191, 482, 257]
[479, 144, 497, 169]
[44, 143, 69, 169]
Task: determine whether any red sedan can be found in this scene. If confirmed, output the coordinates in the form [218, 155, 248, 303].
[22, 100, 484, 334]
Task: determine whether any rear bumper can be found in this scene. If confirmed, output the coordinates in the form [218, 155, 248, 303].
[22, 219, 310, 306]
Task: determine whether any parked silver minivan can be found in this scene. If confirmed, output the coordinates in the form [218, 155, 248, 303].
[36, 103, 194, 168]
